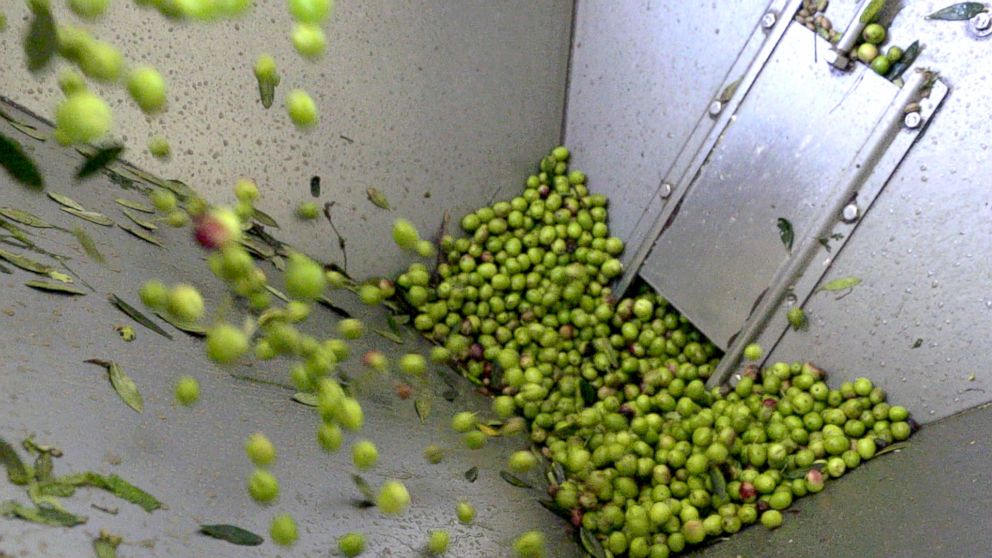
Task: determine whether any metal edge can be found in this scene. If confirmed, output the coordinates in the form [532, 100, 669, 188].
[616, 0, 805, 296]
[708, 70, 947, 387]
[559, 0, 581, 145]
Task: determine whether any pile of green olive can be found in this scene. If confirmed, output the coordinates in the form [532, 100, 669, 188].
[394, 147, 916, 557]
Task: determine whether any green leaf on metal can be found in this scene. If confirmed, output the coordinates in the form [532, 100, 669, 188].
[108, 294, 173, 339]
[72, 227, 106, 264]
[76, 145, 124, 180]
[48, 192, 86, 212]
[0, 207, 52, 228]
[926, 2, 987, 20]
[62, 207, 115, 226]
[24, 2, 57, 72]
[199, 524, 264, 546]
[776, 217, 794, 251]
[25, 280, 87, 295]
[820, 276, 862, 292]
[118, 223, 163, 247]
[0, 134, 44, 189]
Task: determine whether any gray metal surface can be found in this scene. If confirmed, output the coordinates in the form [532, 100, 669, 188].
[764, 1, 992, 423]
[0, 0, 573, 280]
[641, 24, 900, 350]
[562, 0, 774, 269]
[0, 106, 582, 557]
[685, 403, 992, 558]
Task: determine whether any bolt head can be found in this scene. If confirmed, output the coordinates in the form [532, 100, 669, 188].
[973, 12, 991, 30]
[904, 112, 922, 129]
[708, 101, 723, 116]
[660, 183, 673, 199]
[761, 12, 777, 29]
[842, 204, 860, 222]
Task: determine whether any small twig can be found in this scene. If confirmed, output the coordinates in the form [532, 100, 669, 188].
[339, 135, 354, 144]
[322, 202, 348, 273]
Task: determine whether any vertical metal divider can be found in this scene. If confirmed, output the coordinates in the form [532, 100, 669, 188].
[558, 0, 581, 145]
[615, 0, 805, 296]
[709, 70, 948, 388]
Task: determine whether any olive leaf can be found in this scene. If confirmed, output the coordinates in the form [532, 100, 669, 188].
[860, 0, 885, 24]
[310, 176, 321, 198]
[0, 248, 55, 275]
[374, 328, 404, 344]
[0, 437, 31, 485]
[820, 276, 862, 292]
[62, 207, 115, 226]
[0, 109, 47, 142]
[463, 466, 479, 483]
[578, 378, 596, 406]
[24, 1, 57, 72]
[477, 424, 501, 437]
[69, 472, 163, 512]
[122, 208, 158, 230]
[239, 237, 275, 259]
[350, 474, 375, 504]
[47, 192, 86, 212]
[911, 338, 923, 349]
[874, 441, 911, 457]
[252, 208, 280, 228]
[76, 145, 124, 180]
[109, 294, 173, 339]
[709, 466, 727, 500]
[0, 134, 44, 189]
[119, 223, 164, 246]
[414, 397, 431, 423]
[926, 2, 986, 20]
[255, 70, 280, 110]
[776, 217, 794, 251]
[72, 227, 106, 264]
[0, 217, 33, 244]
[86, 359, 144, 413]
[717, 76, 743, 103]
[366, 188, 390, 210]
[199, 524, 264, 546]
[885, 40, 921, 82]
[25, 280, 87, 296]
[93, 531, 122, 558]
[1, 501, 86, 526]
[264, 284, 290, 302]
[114, 197, 155, 213]
[580, 527, 607, 558]
[499, 471, 533, 489]
[0, 207, 52, 228]
[538, 499, 571, 522]
[291, 392, 318, 407]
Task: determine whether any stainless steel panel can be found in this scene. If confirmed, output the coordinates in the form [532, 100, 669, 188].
[0, 0, 573, 280]
[765, 1, 992, 423]
[641, 24, 898, 349]
[562, 0, 773, 260]
[0, 104, 584, 557]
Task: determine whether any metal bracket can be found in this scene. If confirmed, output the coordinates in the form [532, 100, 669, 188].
[615, 0, 805, 296]
[709, 71, 949, 388]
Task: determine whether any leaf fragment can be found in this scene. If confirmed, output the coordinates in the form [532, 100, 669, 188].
[499, 470, 533, 488]
[121, 208, 158, 230]
[925, 2, 986, 20]
[580, 527, 607, 558]
[350, 474, 375, 504]
[291, 392, 318, 407]
[47, 192, 86, 212]
[464, 466, 479, 483]
[154, 310, 206, 336]
[578, 378, 596, 406]
[252, 208, 279, 228]
[199, 524, 264, 546]
[24, 2, 57, 72]
[0, 247, 54, 274]
[0, 207, 52, 228]
[84, 360, 144, 413]
[1, 501, 86, 526]
[119, 223, 163, 246]
[0, 109, 47, 142]
[114, 198, 155, 214]
[366, 188, 390, 210]
[109, 294, 172, 339]
[820, 276, 862, 292]
[69, 472, 162, 512]
[0, 437, 31, 485]
[115, 325, 136, 341]
[414, 397, 431, 423]
[776, 217, 794, 251]
[73, 227, 106, 263]
[476, 424, 501, 437]
[875, 441, 911, 457]
[76, 145, 124, 180]
[912, 338, 923, 349]
[709, 466, 727, 500]
[62, 207, 115, 226]
[93, 531, 122, 558]
[0, 134, 44, 189]
[25, 280, 86, 295]
[374, 328, 404, 344]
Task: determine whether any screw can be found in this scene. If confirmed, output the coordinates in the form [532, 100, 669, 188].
[973, 12, 991, 31]
[660, 183, 673, 199]
[708, 101, 723, 117]
[761, 12, 777, 29]
[904, 112, 922, 129]
[842, 204, 860, 223]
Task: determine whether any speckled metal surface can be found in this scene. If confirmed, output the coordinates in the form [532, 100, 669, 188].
[0, 0, 574, 280]
[562, 0, 773, 264]
[684, 403, 992, 558]
[761, 1, 992, 423]
[0, 105, 583, 557]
